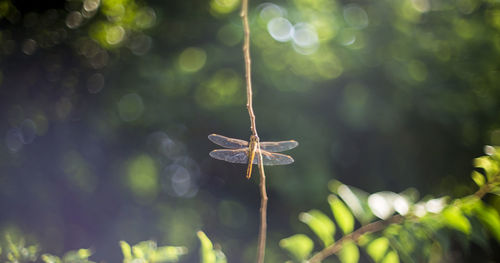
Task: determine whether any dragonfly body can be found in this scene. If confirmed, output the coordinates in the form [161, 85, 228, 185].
[208, 133, 298, 179]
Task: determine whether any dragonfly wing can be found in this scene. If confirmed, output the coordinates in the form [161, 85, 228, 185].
[253, 151, 295, 166]
[259, 140, 299, 152]
[209, 149, 249, 164]
[208, 134, 248, 149]
[210, 149, 294, 166]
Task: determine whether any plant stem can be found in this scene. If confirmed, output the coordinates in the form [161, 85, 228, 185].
[307, 215, 404, 263]
[240, 0, 268, 262]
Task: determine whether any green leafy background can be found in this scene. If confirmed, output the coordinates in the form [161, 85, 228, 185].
[1, 0, 500, 261]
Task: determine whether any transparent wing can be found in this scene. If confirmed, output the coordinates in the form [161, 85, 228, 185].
[209, 149, 294, 166]
[259, 140, 299, 152]
[208, 134, 248, 149]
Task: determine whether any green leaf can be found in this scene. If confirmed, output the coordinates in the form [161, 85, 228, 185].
[120, 241, 132, 262]
[329, 181, 374, 224]
[381, 251, 399, 263]
[299, 210, 336, 247]
[329, 195, 355, 234]
[62, 248, 94, 263]
[442, 206, 471, 235]
[197, 231, 216, 263]
[366, 237, 389, 262]
[474, 156, 498, 181]
[339, 241, 359, 263]
[279, 234, 314, 261]
[42, 254, 62, 263]
[132, 240, 156, 260]
[473, 202, 500, 241]
[471, 171, 485, 187]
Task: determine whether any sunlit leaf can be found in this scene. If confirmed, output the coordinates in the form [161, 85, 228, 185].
[132, 241, 156, 259]
[329, 181, 374, 224]
[151, 245, 188, 262]
[339, 241, 359, 263]
[381, 251, 399, 263]
[42, 254, 62, 263]
[299, 210, 336, 247]
[120, 241, 132, 262]
[62, 248, 94, 263]
[474, 156, 499, 181]
[279, 234, 314, 261]
[366, 237, 389, 262]
[368, 192, 397, 219]
[197, 231, 216, 263]
[442, 206, 471, 235]
[329, 195, 355, 234]
[471, 171, 485, 187]
[472, 202, 500, 241]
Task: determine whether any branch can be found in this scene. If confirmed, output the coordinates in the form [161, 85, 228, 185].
[474, 173, 500, 199]
[240, 0, 268, 262]
[307, 215, 404, 263]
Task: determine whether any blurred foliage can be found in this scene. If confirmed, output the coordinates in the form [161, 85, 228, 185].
[119, 240, 187, 263]
[280, 147, 500, 262]
[1, 0, 500, 262]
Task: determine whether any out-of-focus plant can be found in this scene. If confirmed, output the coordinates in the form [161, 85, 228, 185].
[0, 234, 38, 263]
[42, 249, 95, 263]
[119, 240, 187, 263]
[197, 231, 226, 263]
[280, 146, 500, 262]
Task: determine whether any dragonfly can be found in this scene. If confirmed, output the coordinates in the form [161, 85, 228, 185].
[208, 133, 298, 179]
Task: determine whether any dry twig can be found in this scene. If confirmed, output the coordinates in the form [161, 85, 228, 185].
[240, 0, 268, 262]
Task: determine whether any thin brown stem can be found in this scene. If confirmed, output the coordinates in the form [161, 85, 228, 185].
[256, 143, 268, 263]
[241, 0, 257, 136]
[474, 174, 500, 199]
[240, 0, 267, 262]
[308, 215, 404, 263]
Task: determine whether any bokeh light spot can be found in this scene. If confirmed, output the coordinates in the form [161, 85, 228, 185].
[21, 39, 37, 55]
[163, 164, 198, 198]
[410, 0, 430, 13]
[55, 97, 73, 120]
[456, 0, 478, 14]
[87, 72, 105, 94]
[337, 29, 356, 46]
[33, 113, 49, 136]
[210, 0, 240, 15]
[343, 4, 369, 29]
[83, 0, 101, 12]
[66, 11, 83, 29]
[62, 150, 97, 193]
[20, 119, 37, 144]
[195, 69, 243, 109]
[126, 154, 159, 203]
[292, 23, 319, 54]
[267, 17, 293, 42]
[259, 3, 285, 21]
[118, 93, 144, 122]
[178, 47, 207, 73]
[128, 34, 152, 55]
[135, 7, 156, 29]
[5, 128, 23, 152]
[106, 25, 125, 45]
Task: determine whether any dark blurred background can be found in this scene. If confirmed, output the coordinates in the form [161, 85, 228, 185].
[1, 0, 500, 261]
